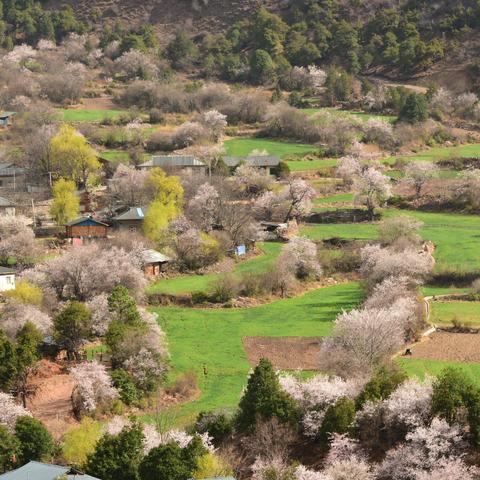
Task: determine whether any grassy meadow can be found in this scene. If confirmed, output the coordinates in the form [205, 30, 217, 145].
[224, 138, 318, 158]
[148, 243, 282, 295]
[153, 282, 364, 425]
[431, 301, 480, 326]
[59, 108, 131, 122]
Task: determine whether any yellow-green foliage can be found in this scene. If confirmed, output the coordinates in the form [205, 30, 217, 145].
[5, 280, 43, 306]
[143, 168, 184, 242]
[193, 453, 233, 480]
[50, 124, 100, 185]
[50, 178, 80, 226]
[62, 418, 102, 467]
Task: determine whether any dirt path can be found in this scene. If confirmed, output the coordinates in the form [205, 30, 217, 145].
[27, 362, 78, 439]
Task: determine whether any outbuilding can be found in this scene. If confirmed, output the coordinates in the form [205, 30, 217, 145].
[0, 111, 15, 127]
[0, 196, 15, 216]
[140, 249, 171, 276]
[138, 155, 207, 174]
[223, 155, 280, 174]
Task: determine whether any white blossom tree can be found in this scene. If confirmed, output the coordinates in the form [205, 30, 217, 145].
[86, 294, 113, 336]
[0, 215, 38, 266]
[278, 237, 322, 280]
[353, 167, 391, 219]
[280, 179, 316, 221]
[1, 299, 52, 339]
[71, 361, 119, 415]
[378, 216, 424, 246]
[0, 392, 32, 431]
[404, 162, 438, 198]
[187, 183, 220, 231]
[114, 50, 159, 80]
[336, 156, 361, 186]
[109, 164, 150, 207]
[200, 110, 227, 142]
[234, 164, 272, 198]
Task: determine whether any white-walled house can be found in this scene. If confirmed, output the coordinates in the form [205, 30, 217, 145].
[0, 267, 15, 291]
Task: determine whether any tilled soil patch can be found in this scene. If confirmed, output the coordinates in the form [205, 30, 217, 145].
[243, 336, 323, 370]
[409, 331, 480, 363]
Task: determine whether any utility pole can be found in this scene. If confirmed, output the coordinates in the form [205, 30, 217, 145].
[31, 198, 36, 226]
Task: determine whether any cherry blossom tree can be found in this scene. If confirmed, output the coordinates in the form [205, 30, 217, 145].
[353, 167, 391, 219]
[234, 165, 272, 198]
[26, 244, 146, 301]
[1, 300, 52, 339]
[280, 179, 316, 221]
[279, 237, 322, 280]
[200, 110, 227, 142]
[323, 458, 374, 480]
[109, 164, 150, 207]
[360, 244, 434, 285]
[71, 361, 119, 415]
[404, 162, 438, 198]
[114, 50, 159, 80]
[362, 119, 395, 149]
[364, 276, 414, 310]
[187, 183, 220, 231]
[376, 418, 466, 480]
[336, 156, 361, 186]
[378, 216, 424, 246]
[0, 392, 31, 432]
[0, 215, 38, 266]
[86, 294, 113, 337]
[415, 458, 480, 480]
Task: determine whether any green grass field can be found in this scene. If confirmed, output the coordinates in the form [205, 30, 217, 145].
[59, 108, 131, 122]
[286, 158, 337, 172]
[152, 282, 364, 425]
[302, 209, 480, 271]
[398, 358, 480, 384]
[100, 150, 131, 162]
[431, 300, 480, 326]
[314, 193, 355, 205]
[224, 138, 318, 158]
[148, 243, 282, 295]
[383, 143, 480, 166]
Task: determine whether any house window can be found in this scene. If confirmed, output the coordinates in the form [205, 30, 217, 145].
[6, 276, 13, 284]
[129, 226, 137, 232]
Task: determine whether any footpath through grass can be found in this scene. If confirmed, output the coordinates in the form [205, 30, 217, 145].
[153, 282, 363, 426]
[302, 209, 480, 271]
[224, 138, 318, 158]
[148, 243, 282, 295]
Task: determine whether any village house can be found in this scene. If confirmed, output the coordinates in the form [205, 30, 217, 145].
[65, 216, 109, 244]
[0, 461, 100, 480]
[0, 111, 15, 127]
[0, 162, 26, 190]
[0, 266, 16, 292]
[223, 155, 280, 174]
[113, 206, 146, 232]
[140, 249, 171, 276]
[138, 155, 207, 175]
[0, 196, 15, 216]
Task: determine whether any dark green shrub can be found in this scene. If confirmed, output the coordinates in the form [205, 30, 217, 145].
[111, 369, 139, 406]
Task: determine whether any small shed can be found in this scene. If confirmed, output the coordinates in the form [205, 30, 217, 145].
[223, 156, 280, 174]
[141, 249, 171, 276]
[0, 162, 26, 190]
[0, 196, 15, 216]
[113, 206, 146, 232]
[0, 111, 15, 128]
[0, 266, 15, 292]
[138, 155, 207, 174]
[66, 216, 109, 241]
[0, 461, 100, 480]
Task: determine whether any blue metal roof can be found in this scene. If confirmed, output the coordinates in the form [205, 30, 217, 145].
[0, 461, 100, 480]
[66, 217, 109, 227]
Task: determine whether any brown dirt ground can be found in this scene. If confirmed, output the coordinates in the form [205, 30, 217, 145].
[26, 360, 78, 439]
[243, 336, 323, 370]
[78, 97, 118, 110]
[409, 331, 480, 363]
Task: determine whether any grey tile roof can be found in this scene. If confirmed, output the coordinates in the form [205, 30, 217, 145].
[223, 156, 280, 167]
[0, 461, 100, 480]
[113, 206, 146, 221]
[0, 196, 14, 207]
[0, 163, 26, 177]
[0, 266, 15, 275]
[141, 249, 171, 264]
[139, 155, 205, 168]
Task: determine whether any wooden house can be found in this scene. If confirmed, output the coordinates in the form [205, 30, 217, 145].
[0, 162, 26, 190]
[140, 249, 171, 276]
[65, 216, 109, 242]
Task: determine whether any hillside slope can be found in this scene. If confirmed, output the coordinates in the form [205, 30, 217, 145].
[45, 0, 280, 39]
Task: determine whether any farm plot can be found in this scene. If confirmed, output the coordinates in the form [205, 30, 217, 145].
[224, 138, 318, 158]
[403, 331, 480, 363]
[431, 300, 480, 326]
[152, 282, 363, 425]
[59, 108, 131, 122]
[242, 336, 323, 370]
